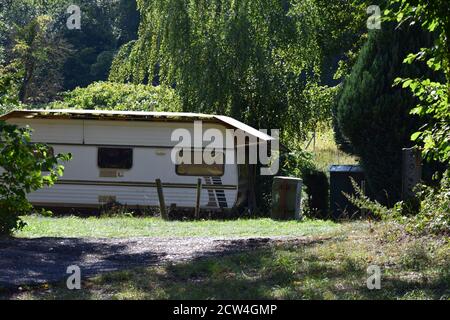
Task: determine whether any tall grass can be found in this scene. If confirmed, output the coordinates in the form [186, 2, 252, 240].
[303, 125, 358, 171]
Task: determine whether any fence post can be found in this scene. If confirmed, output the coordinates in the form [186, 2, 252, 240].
[195, 178, 202, 219]
[155, 179, 168, 220]
[402, 148, 422, 200]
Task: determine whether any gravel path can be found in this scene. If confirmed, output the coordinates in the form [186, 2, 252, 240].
[0, 236, 316, 288]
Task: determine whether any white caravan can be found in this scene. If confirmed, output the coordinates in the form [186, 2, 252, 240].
[0, 109, 276, 214]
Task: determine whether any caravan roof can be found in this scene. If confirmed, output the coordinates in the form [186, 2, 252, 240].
[0, 109, 275, 142]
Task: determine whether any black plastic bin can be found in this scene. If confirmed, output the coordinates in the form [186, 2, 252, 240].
[329, 165, 366, 219]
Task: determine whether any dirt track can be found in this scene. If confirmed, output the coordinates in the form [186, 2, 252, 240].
[0, 236, 314, 288]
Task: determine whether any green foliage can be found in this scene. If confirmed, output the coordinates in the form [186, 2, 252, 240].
[302, 83, 339, 129]
[280, 150, 316, 178]
[343, 177, 393, 219]
[110, 0, 367, 143]
[336, 25, 433, 204]
[0, 14, 72, 104]
[14, 15, 72, 104]
[0, 0, 140, 98]
[280, 150, 329, 218]
[61, 0, 139, 90]
[385, 0, 450, 165]
[397, 77, 449, 163]
[0, 122, 71, 235]
[381, 0, 450, 235]
[345, 176, 450, 236]
[411, 172, 450, 236]
[0, 60, 27, 115]
[385, 0, 449, 80]
[0, 62, 23, 111]
[49, 81, 182, 112]
[108, 0, 367, 215]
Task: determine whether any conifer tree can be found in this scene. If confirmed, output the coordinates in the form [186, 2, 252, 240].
[336, 24, 435, 204]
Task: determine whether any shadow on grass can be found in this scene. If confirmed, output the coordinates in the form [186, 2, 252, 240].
[1, 236, 448, 300]
[0, 237, 165, 292]
[159, 241, 449, 300]
[0, 237, 329, 299]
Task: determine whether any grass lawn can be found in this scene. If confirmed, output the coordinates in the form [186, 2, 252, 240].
[16, 215, 340, 238]
[7, 220, 450, 300]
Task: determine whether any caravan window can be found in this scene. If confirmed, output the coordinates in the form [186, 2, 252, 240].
[98, 147, 133, 169]
[175, 150, 224, 176]
[176, 163, 224, 176]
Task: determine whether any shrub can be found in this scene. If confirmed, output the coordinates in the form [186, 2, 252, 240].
[49, 81, 182, 112]
[411, 173, 450, 236]
[0, 122, 70, 235]
[280, 150, 316, 178]
[343, 178, 394, 219]
[345, 175, 450, 236]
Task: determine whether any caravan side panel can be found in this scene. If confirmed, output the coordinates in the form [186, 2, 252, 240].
[6, 118, 241, 210]
[8, 119, 84, 144]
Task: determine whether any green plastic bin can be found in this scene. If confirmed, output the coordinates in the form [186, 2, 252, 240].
[271, 176, 302, 220]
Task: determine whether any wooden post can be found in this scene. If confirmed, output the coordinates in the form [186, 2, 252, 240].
[195, 178, 202, 219]
[402, 148, 422, 200]
[155, 179, 168, 220]
[247, 164, 258, 215]
[313, 129, 316, 152]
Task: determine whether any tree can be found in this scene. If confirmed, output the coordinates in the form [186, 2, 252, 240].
[59, 0, 140, 90]
[0, 122, 71, 235]
[385, 0, 449, 234]
[385, 0, 450, 166]
[0, 0, 140, 97]
[8, 15, 72, 104]
[336, 24, 435, 204]
[0, 62, 23, 111]
[108, 0, 370, 214]
[110, 0, 368, 144]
